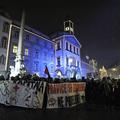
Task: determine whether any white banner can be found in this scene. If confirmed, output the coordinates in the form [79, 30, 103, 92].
[0, 81, 86, 109]
[47, 82, 86, 108]
[0, 81, 46, 108]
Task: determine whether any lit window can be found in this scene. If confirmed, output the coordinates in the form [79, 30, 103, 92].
[13, 45, 18, 54]
[57, 57, 60, 67]
[1, 37, 7, 49]
[2, 22, 9, 33]
[69, 58, 73, 65]
[25, 48, 29, 56]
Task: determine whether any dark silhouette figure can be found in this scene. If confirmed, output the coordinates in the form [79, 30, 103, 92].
[42, 82, 48, 110]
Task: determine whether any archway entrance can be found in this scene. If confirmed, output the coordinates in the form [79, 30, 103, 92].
[55, 70, 63, 78]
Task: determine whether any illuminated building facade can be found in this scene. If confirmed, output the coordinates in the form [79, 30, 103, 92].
[10, 24, 55, 77]
[51, 32, 82, 79]
[0, 14, 12, 75]
[0, 13, 55, 77]
[81, 59, 98, 79]
[107, 64, 120, 79]
[99, 66, 108, 79]
[0, 13, 96, 79]
[50, 20, 82, 79]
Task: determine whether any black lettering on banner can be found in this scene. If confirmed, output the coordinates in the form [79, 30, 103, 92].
[38, 82, 44, 93]
[72, 96, 76, 105]
[71, 96, 74, 106]
[65, 96, 70, 107]
[68, 95, 79, 106]
[58, 97, 64, 108]
[64, 95, 81, 107]
[69, 96, 72, 106]
[75, 94, 80, 104]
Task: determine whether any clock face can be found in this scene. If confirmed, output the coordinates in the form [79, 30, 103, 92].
[65, 27, 73, 32]
[65, 27, 69, 31]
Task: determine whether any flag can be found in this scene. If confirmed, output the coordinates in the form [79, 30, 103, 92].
[44, 66, 50, 78]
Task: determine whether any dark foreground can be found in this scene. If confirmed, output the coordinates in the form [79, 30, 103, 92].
[0, 104, 120, 120]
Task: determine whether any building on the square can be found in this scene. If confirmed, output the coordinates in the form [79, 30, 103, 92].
[0, 13, 12, 75]
[107, 64, 120, 79]
[99, 66, 108, 79]
[0, 12, 55, 78]
[50, 20, 82, 79]
[0, 11, 98, 79]
[81, 56, 98, 79]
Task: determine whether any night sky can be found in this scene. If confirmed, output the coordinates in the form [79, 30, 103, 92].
[0, 0, 119, 68]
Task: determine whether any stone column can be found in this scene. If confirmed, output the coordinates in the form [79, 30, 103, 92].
[14, 11, 25, 76]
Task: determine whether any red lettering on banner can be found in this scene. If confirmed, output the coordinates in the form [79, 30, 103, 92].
[67, 84, 72, 93]
[48, 83, 86, 94]
[72, 83, 85, 92]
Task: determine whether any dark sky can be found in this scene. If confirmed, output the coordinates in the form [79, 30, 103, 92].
[0, 0, 119, 68]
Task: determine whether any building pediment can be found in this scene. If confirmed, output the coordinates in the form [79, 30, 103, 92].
[64, 35, 81, 48]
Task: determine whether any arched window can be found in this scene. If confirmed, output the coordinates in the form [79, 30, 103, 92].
[1, 37, 8, 49]
[0, 55, 6, 65]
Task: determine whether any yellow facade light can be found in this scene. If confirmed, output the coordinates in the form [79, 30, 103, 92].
[112, 68, 117, 71]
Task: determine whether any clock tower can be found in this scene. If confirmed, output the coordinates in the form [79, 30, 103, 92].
[64, 20, 74, 35]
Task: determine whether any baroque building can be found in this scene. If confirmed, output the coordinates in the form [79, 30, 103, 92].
[50, 20, 82, 79]
[0, 12, 97, 79]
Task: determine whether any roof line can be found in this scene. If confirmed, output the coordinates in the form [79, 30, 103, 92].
[12, 24, 54, 43]
[52, 34, 81, 47]
[65, 35, 81, 47]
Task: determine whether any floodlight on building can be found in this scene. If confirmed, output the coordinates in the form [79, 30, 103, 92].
[69, 58, 73, 63]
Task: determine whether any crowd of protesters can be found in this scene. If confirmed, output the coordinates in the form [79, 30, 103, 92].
[0, 74, 120, 108]
[0, 73, 81, 83]
[85, 77, 120, 108]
